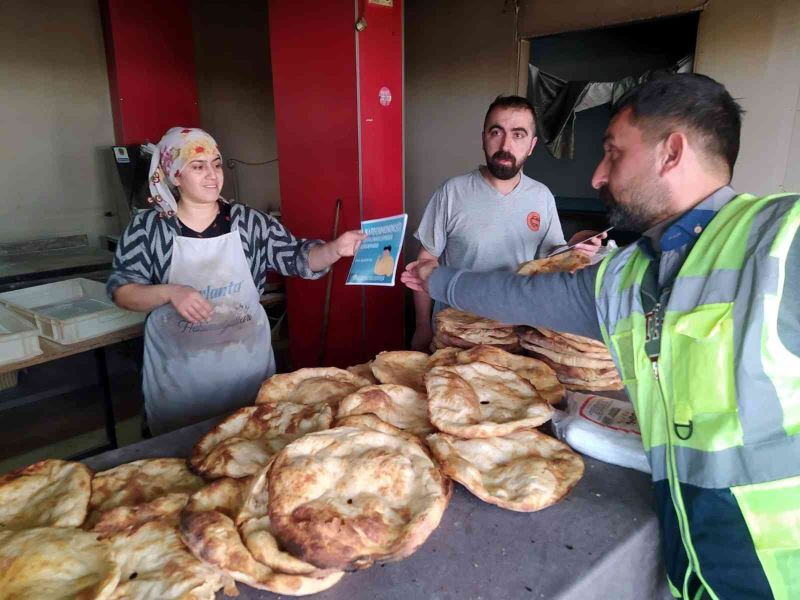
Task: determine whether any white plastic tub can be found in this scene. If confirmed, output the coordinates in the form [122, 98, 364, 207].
[0, 305, 42, 366]
[0, 278, 145, 344]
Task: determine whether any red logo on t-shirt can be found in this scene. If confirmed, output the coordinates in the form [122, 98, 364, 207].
[527, 212, 541, 232]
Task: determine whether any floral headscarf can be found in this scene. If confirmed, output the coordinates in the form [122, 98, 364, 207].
[146, 127, 221, 216]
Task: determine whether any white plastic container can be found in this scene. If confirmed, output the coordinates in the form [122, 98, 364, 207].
[0, 305, 42, 366]
[552, 392, 651, 474]
[0, 278, 145, 344]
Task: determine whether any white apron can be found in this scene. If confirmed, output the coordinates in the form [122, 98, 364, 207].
[142, 228, 274, 435]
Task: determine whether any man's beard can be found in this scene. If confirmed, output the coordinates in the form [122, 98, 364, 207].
[486, 150, 523, 180]
[599, 179, 671, 233]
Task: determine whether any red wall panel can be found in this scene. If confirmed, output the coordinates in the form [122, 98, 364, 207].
[358, 0, 405, 358]
[269, 0, 404, 368]
[101, 0, 200, 145]
[269, 0, 363, 368]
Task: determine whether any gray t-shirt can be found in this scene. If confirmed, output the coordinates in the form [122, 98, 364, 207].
[414, 167, 565, 314]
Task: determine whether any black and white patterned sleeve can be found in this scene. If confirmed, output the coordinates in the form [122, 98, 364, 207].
[106, 212, 158, 299]
[261, 214, 328, 280]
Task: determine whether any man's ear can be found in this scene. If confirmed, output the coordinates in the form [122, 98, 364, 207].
[661, 132, 685, 176]
[528, 136, 538, 157]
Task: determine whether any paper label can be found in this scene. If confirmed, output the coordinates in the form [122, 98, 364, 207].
[578, 396, 640, 435]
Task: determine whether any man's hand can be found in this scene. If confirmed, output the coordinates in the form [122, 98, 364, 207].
[333, 230, 367, 257]
[401, 259, 439, 293]
[567, 229, 608, 257]
[169, 285, 213, 323]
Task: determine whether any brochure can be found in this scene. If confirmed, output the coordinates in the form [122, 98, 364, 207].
[346, 214, 407, 286]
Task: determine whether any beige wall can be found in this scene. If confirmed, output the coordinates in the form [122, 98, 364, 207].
[695, 0, 800, 195]
[405, 0, 517, 250]
[191, 0, 280, 213]
[0, 0, 119, 245]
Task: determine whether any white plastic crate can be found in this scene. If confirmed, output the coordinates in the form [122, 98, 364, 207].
[0, 278, 145, 344]
[0, 305, 42, 366]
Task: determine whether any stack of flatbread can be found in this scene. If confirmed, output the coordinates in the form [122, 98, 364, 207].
[432, 307, 520, 352]
[516, 249, 591, 275]
[519, 326, 622, 391]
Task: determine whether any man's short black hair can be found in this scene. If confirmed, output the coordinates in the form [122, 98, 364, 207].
[612, 73, 744, 175]
[484, 95, 536, 134]
[383, 245, 392, 251]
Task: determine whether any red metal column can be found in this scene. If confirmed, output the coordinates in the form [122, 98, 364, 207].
[269, 0, 404, 368]
[100, 0, 199, 145]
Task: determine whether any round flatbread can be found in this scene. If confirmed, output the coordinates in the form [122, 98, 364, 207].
[427, 430, 584, 511]
[455, 345, 564, 405]
[0, 527, 119, 600]
[336, 384, 433, 436]
[427, 346, 461, 368]
[518, 328, 610, 358]
[238, 466, 337, 577]
[516, 250, 591, 275]
[370, 351, 430, 392]
[0, 459, 92, 530]
[268, 426, 452, 571]
[90, 493, 189, 539]
[532, 327, 609, 353]
[181, 478, 344, 596]
[88, 458, 204, 527]
[333, 414, 429, 448]
[346, 362, 379, 384]
[426, 363, 554, 438]
[524, 345, 615, 369]
[108, 519, 229, 600]
[190, 403, 333, 479]
[529, 353, 619, 382]
[255, 368, 371, 408]
[434, 308, 512, 330]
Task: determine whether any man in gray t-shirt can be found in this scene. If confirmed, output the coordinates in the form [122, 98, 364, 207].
[411, 95, 605, 351]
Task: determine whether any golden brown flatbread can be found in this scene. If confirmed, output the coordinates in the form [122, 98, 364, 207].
[255, 368, 372, 409]
[516, 250, 591, 275]
[108, 519, 230, 600]
[238, 466, 338, 578]
[370, 351, 430, 392]
[525, 345, 614, 369]
[333, 414, 426, 446]
[346, 362, 379, 384]
[91, 493, 189, 539]
[336, 384, 433, 436]
[427, 430, 584, 511]
[519, 327, 609, 358]
[190, 403, 333, 479]
[427, 346, 461, 368]
[87, 458, 204, 528]
[426, 363, 554, 438]
[435, 308, 512, 330]
[0, 527, 119, 600]
[533, 326, 609, 353]
[434, 309, 520, 351]
[181, 478, 344, 596]
[0, 459, 92, 530]
[454, 345, 564, 405]
[268, 426, 451, 571]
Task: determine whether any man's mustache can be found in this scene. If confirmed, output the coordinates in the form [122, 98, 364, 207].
[491, 151, 515, 163]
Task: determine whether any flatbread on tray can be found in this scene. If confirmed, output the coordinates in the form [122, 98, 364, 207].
[180, 477, 344, 596]
[255, 367, 372, 409]
[190, 403, 333, 479]
[427, 430, 584, 512]
[336, 384, 433, 437]
[91, 492, 189, 539]
[0, 459, 92, 530]
[107, 519, 230, 600]
[87, 458, 204, 528]
[0, 527, 120, 600]
[516, 250, 591, 275]
[370, 351, 430, 392]
[454, 345, 564, 404]
[268, 426, 451, 571]
[426, 362, 554, 438]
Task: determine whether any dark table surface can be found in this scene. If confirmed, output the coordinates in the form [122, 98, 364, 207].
[85, 418, 671, 600]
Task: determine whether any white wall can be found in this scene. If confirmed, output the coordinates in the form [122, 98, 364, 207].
[695, 0, 800, 195]
[0, 0, 119, 244]
[191, 0, 280, 213]
[405, 0, 517, 250]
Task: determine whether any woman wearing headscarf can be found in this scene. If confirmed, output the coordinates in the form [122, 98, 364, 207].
[107, 127, 365, 435]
